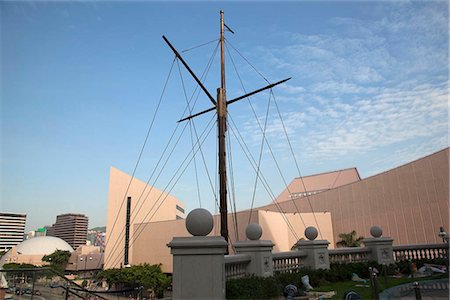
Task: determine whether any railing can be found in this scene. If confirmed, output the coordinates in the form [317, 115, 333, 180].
[0, 267, 106, 300]
[272, 250, 307, 273]
[224, 242, 448, 281]
[393, 243, 448, 261]
[329, 247, 371, 263]
[224, 254, 251, 280]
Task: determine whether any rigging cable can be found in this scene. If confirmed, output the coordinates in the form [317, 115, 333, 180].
[225, 42, 307, 231]
[178, 42, 221, 205]
[226, 125, 239, 241]
[225, 40, 270, 84]
[227, 115, 299, 241]
[99, 57, 176, 269]
[104, 42, 220, 267]
[108, 116, 217, 268]
[177, 59, 202, 207]
[104, 119, 190, 268]
[330, 170, 342, 189]
[271, 89, 324, 239]
[182, 38, 219, 53]
[226, 41, 326, 239]
[247, 90, 273, 225]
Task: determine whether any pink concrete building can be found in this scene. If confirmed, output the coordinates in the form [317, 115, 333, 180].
[262, 148, 449, 246]
[104, 148, 449, 272]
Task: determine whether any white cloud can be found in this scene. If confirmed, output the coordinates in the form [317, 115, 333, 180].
[228, 2, 447, 184]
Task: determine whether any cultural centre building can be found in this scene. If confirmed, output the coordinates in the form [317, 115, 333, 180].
[104, 148, 449, 272]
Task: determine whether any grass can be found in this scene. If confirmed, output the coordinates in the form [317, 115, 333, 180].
[314, 274, 448, 299]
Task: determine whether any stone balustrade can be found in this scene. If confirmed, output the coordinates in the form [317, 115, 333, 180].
[224, 254, 251, 279]
[168, 209, 448, 299]
[392, 243, 448, 261]
[272, 250, 307, 273]
[328, 247, 371, 263]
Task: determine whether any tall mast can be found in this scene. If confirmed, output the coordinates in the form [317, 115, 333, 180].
[218, 10, 229, 246]
[162, 10, 291, 248]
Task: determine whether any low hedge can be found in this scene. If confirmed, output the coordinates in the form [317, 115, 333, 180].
[226, 258, 448, 299]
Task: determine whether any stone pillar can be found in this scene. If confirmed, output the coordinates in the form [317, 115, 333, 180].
[233, 223, 274, 277]
[295, 226, 330, 270]
[167, 208, 228, 300]
[362, 226, 394, 265]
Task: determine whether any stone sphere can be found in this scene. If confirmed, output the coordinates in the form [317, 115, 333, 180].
[246, 223, 263, 240]
[305, 226, 318, 240]
[185, 208, 213, 236]
[370, 226, 383, 238]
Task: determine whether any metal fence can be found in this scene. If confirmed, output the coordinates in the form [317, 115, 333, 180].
[0, 268, 106, 300]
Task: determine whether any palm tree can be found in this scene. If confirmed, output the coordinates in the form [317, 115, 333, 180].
[336, 230, 364, 247]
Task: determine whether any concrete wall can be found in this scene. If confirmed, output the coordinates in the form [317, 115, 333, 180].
[263, 148, 449, 246]
[104, 167, 185, 269]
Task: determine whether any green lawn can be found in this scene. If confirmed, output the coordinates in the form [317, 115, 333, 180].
[314, 274, 448, 299]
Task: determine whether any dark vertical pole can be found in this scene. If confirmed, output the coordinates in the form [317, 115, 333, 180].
[218, 88, 228, 248]
[124, 196, 131, 266]
[31, 270, 36, 300]
[369, 267, 379, 300]
[218, 10, 229, 249]
[413, 282, 422, 300]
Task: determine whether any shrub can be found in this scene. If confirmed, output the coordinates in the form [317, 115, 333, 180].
[226, 275, 278, 299]
[97, 264, 170, 298]
[226, 258, 448, 298]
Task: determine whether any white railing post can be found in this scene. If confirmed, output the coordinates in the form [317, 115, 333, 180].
[362, 226, 394, 265]
[295, 227, 330, 270]
[167, 209, 228, 300]
[233, 224, 274, 277]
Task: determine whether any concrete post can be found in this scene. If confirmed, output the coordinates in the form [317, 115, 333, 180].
[295, 226, 330, 270]
[167, 208, 228, 300]
[234, 224, 274, 277]
[362, 226, 394, 265]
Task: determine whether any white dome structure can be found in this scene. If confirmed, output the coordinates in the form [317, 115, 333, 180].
[0, 237, 74, 268]
[16, 236, 74, 255]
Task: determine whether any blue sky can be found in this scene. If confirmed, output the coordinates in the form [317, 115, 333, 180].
[1, 1, 448, 232]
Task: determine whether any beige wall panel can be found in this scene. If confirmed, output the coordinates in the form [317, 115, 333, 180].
[262, 148, 449, 246]
[105, 167, 184, 269]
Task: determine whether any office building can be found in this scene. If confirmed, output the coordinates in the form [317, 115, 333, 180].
[0, 212, 26, 252]
[48, 213, 88, 250]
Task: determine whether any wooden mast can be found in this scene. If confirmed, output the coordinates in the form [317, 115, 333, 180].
[162, 10, 291, 248]
[218, 10, 229, 246]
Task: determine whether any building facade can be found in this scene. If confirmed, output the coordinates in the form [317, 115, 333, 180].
[48, 213, 88, 250]
[263, 148, 449, 246]
[104, 167, 185, 269]
[0, 212, 26, 252]
[105, 148, 449, 273]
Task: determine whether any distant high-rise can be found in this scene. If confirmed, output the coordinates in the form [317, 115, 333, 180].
[48, 214, 88, 250]
[0, 212, 26, 252]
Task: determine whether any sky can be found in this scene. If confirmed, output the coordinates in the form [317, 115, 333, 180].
[1, 1, 448, 232]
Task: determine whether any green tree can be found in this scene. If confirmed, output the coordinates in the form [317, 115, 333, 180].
[97, 264, 170, 297]
[336, 230, 364, 247]
[42, 250, 71, 273]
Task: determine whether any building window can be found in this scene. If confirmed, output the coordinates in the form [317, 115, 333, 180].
[176, 205, 185, 214]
